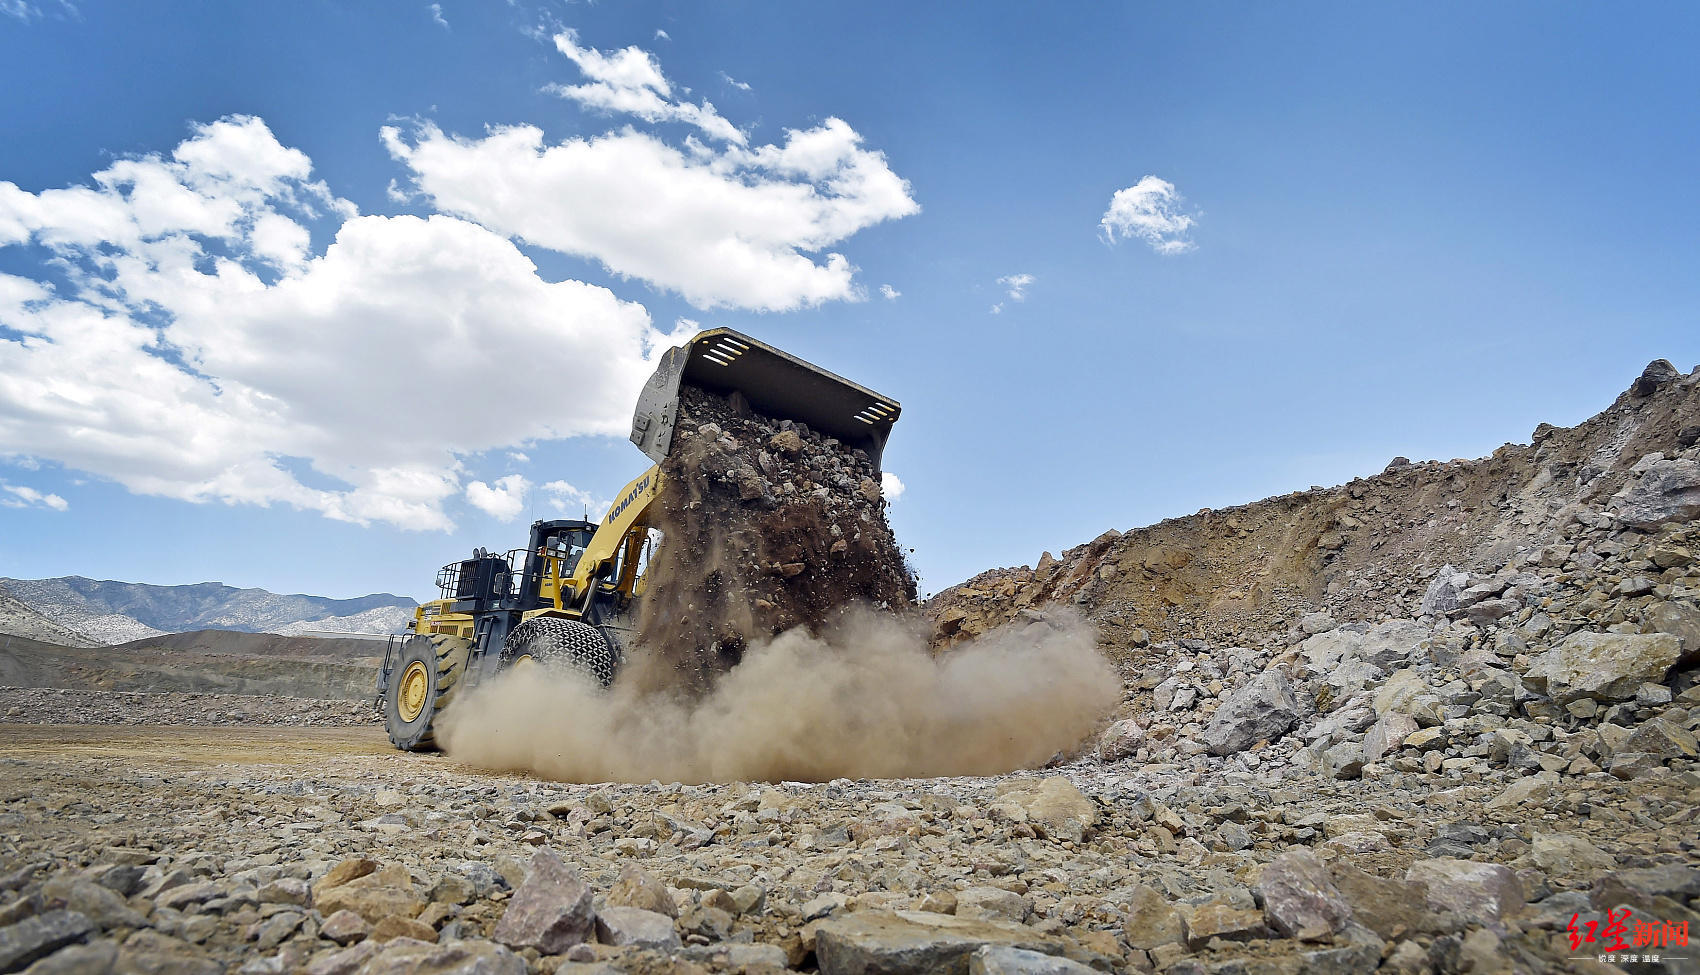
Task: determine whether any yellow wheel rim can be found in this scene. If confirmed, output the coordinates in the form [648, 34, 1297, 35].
[398, 660, 429, 722]
[511, 654, 535, 671]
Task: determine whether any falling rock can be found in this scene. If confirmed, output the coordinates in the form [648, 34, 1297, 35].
[491, 850, 595, 953]
[594, 907, 680, 951]
[1531, 833, 1616, 880]
[969, 945, 1098, 975]
[1405, 859, 1524, 922]
[988, 778, 1097, 843]
[1121, 884, 1184, 950]
[1256, 849, 1353, 937]
[813, 910, 1067, 975]
[1614, 458, 1700, 528]
[1522, 632, 1681, 703]
[1096, 720, 1144, 762]
[0, 911, 94, 972]
[1202, 669, 1302, 756]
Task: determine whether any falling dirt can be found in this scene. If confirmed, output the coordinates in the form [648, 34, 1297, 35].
[627, 386, 916, 694]
[442, 387, 1117, 783]
[438, 607, 1119, 784]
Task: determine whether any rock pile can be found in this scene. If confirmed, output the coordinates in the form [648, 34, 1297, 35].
[631, 386, 915, 692]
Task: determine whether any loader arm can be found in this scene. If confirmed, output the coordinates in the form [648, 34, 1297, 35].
[546, 464, 662, 609]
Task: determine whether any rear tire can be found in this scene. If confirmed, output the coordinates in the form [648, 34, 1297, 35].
[502, 617, 618, 688]
[384, 633, 470, 751]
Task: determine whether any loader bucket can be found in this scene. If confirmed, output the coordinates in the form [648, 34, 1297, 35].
[630, 328, 901, 470]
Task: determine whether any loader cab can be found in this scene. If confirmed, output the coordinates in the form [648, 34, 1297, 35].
[519, 518, 597, 611]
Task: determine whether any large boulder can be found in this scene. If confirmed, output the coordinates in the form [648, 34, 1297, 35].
[0, 911, 93, 971]
[359, 938, 527, 975]
[1255, 849, 1352, 937]
[1420, 566, 1469, 617]
[1615, 458, 1700, 529]
[813, 910, 1067, 975]
[492, 850, 595, 953]
[1096, 720, 1144, 762]
[1121, 884, 1184, 950]
[986, 778, 1097, 843]
[1522, 632, 1681, 703]
[1357, 620, 1432, 669]
[1405, 859, 1524, 922]
[1202, 669, 1303, 756]
[595, 907, 680, 950]
[314, 863, 425, 924]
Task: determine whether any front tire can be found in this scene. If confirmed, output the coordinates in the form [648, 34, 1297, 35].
[502, 617, 618, 688]
[384, 632, 470, 751]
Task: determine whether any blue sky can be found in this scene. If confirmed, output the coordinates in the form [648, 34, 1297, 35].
[1, 2, 1696, 602]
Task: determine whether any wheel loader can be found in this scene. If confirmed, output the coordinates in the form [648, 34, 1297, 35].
[378, 328, 902, 750]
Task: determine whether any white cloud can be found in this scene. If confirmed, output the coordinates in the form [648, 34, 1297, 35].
[1, 482, 68, 511]
[653, 29, 670, 41]
[997, 273, 1034, 301]
[0, 116, 688, 532]
[542, 479, 604, 517]
[718, 71, 751, 92]
[879, 284, 900, 300]
[429, 3, 448, 29]
[881, 471, 904, 501]
[507, 451, 530, 464]
[1100, 175, 1198, 254]
[1, 1, 36, 21]
[547, 30, 744, 144]
[465, 474, 528, 520]
[385, 114, 918, 312]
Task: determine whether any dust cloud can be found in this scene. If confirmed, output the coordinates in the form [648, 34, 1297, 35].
[438, 608, 1119, 784]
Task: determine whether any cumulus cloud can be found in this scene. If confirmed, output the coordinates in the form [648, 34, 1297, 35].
[1, 482, 68, 511]
[0, 116, 686, 531]
[541, 479, 603, 517]
[998, 273, 1034, 301]
[879, 284, 899, 300]
[546, 30, 743, 144]
[385, 114, 918, 312]
[429, 3, 448, 29]
[1100, 175, 1197, 254]
[465, 474, 528, 520]
[881, 471, 905, 501]
[653, 29, 669, 41]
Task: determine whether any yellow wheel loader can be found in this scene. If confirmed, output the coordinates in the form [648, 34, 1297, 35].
[379, 328, 902, 750]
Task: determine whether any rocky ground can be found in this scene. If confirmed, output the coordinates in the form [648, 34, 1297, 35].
[1, 361, 1697, 974]
[0, 687, 373, 726]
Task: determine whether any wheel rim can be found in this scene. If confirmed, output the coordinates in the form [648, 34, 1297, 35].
[397, 660, 429, 722]
[511, 654, 535, 670]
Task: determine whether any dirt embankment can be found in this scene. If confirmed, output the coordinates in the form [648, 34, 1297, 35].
[0, 630, 383, 701]
[930, 359, 1700, 662]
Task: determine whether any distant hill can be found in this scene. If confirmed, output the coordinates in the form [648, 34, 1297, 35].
[0, 576, 416, 647]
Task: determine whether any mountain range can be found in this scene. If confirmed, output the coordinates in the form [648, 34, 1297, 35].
[0, 576, 417, 646]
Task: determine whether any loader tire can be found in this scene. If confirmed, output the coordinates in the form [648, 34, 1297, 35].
[502, 617, 618, 688]
[384, 632, 470, 752]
